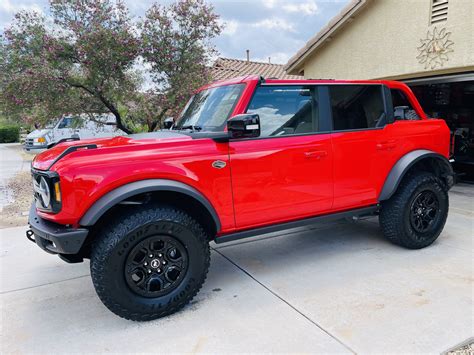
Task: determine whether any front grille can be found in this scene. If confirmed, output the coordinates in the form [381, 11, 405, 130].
[25, 138, 34, 147]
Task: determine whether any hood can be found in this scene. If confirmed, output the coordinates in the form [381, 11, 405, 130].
[27, 129, 52, 139]
[32, 130, 190, 171]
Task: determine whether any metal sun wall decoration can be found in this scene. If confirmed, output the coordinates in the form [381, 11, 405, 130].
[417, 27, 454, 69]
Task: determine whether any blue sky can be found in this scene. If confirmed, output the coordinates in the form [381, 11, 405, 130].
[0, 0, 349, 65]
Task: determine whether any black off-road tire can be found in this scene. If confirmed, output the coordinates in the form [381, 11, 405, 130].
[379, 172, 449, 249]
[90, 204, 210, 321]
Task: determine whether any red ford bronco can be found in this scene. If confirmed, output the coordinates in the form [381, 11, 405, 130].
[28, 76, 454, 321]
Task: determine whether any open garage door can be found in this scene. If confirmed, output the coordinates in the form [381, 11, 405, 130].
[405, 73, 474, 183]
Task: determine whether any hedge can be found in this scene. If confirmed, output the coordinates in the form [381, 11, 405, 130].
[0, 125, 20, 143]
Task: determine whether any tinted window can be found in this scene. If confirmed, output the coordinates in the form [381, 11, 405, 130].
[329, 85, 386, 130]
[247, 86, 319, 137]
[391, 89, 420, 120]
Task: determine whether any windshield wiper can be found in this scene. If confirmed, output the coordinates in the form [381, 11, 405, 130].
[178, 125, 202, 131]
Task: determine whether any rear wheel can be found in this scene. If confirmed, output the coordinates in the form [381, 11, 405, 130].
[379, 172, 448, 249]
[90, 204, 210, 321]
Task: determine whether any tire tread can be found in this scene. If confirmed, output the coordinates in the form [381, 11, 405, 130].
[90, 205, 210, 321]
[380, 172, 448, 249]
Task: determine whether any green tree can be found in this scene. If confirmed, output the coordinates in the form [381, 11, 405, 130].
[140, 0, 222, 129]
[1, 2, 139, 133]
[0, 0, 222, 133]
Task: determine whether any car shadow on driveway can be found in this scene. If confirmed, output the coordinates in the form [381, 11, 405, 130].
[1, 210, 472, 353]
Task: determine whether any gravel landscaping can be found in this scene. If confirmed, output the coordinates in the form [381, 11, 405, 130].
[0, 144, 34, 228]
[0, 170, 32, 228]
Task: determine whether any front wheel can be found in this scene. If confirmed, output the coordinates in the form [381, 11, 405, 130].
[90, 205, 210, 321]
[379, 172, 449, 249]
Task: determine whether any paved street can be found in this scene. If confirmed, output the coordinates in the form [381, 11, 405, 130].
[0, 183, 472, 353]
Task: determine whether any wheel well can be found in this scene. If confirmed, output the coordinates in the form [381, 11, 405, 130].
[78, 191, 218, 259]
[401, 156, 452, 189]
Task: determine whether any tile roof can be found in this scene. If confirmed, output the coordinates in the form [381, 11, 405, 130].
[211, 57, 302, 81]
[285, 0, 372, 75]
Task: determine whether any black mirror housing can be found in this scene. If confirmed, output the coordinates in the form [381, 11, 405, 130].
[227, 114, 260, 139]
[163, 117, 174, 129]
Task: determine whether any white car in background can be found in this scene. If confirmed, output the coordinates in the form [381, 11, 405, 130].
[24, 114, 126, 153]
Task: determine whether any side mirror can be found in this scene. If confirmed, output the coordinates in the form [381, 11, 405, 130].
[227, 114, 260, 139]
[163, 117, 174, 129]
[394, 106, 409, 120]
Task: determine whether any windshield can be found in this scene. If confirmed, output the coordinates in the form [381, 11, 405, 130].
[173, 84, 245, 132]
[44, 119, 59, 129]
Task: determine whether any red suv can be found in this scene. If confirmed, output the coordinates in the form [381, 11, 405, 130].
[27, 76, 454, 321]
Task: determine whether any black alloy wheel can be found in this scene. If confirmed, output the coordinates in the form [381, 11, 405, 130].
[125, 235, 189, 297]
[409, 190, 440, 233]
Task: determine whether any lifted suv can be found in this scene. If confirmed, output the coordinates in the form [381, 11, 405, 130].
[28, 76, 454, 321]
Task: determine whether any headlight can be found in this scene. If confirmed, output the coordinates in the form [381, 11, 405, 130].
[32, 170, 61, 213]
[38, 177, 51, 208]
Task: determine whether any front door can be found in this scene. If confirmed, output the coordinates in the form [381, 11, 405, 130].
[229, 85, 333, 230]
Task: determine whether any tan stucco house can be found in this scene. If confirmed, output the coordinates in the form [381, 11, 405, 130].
[285, 0, 474, 180]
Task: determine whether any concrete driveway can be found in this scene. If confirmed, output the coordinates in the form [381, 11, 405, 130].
[0, 184, 472, 353]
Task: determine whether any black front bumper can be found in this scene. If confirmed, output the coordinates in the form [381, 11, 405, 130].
[27, 203, 88, 255]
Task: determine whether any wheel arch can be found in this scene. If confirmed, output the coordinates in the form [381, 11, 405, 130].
[79, 179, 221, 236]
[379, 150, 454, 201]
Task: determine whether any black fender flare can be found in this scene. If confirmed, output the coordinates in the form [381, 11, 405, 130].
[79, 179, 221, 231]
[379, 149, 453, 201]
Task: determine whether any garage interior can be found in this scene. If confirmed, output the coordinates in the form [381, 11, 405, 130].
[406, 73, 474, 183]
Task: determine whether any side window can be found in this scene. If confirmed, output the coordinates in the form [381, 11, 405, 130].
[329, 85, 386, 131]
[391, 89, 420, 120]
[246, 85, 319, 137]
[58, 117, 80, 129]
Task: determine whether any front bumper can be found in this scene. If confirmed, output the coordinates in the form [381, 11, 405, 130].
[24, 144, 47, 154]
[27, 203, 88, 255]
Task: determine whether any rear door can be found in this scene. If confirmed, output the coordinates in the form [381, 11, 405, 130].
[328, 84, 395, 209]
[229, 84, 334, 229]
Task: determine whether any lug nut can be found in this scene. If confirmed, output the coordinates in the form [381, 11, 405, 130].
[162, 261, 166, 265]
[157, 268, 161, 273]
[149, 254, 153, 258]
[148, 269, 152, 274]
[144, 262, 148, 266]
[158, 253, 162, 257]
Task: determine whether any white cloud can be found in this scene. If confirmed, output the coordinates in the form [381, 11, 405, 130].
[252, 17, 295, 32]
[220, 19, 239, 36]
[282, 0, 319, 15]
[262, 0, 277, 9]
[254, 51, 292, 65]
[0, 0, 42, 15]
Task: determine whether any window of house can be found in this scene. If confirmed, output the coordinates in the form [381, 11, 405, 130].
[430, 0, 448, 24]
[391, 89, 420, 120]
[246, 86, 319, 137]
[329, 85, 386, 131]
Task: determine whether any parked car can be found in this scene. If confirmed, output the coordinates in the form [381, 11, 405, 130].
[27, 76, 454, 321]
[24, 114, 125, 153]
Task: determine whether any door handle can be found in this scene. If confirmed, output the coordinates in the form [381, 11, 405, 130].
[304, 150, 327, 159]
[376, 140, 396, 151]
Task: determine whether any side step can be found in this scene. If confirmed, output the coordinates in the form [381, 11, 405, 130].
[215, 205, 379, 244]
